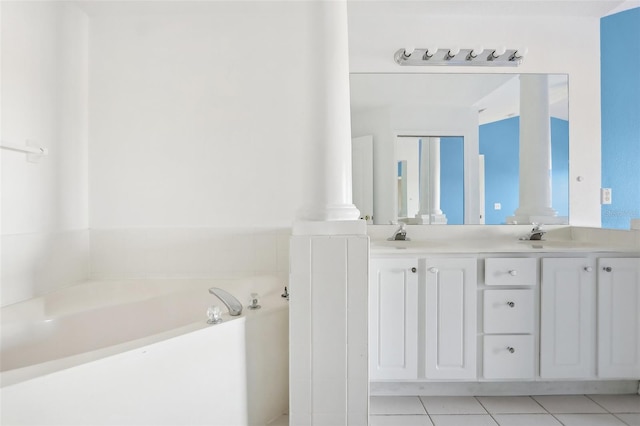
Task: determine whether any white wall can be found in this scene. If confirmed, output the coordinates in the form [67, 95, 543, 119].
[87, 2, 319, 230]
[85, 2, 338, 279]
[1, 2, 89, 305]
[2, 2, 606, 303]
[347, 5, 602, 226]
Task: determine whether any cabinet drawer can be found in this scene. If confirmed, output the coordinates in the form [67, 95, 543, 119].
[484, 289, 534, 333]
[483, 335, 534, 379]
[485, 258, 537, 286]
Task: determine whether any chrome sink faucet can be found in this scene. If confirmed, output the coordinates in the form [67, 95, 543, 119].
[388, 223, 410, 241]
[209, 287, 243, 316]
[526, 224, 546, 241]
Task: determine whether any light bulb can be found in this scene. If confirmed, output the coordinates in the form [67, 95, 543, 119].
[403, 46, 415, 57]
[447, 46, 460, 58]
[511, 47, 528, 60]
[423, 46, 438, 59]
[491, 46, 507, 58]
[467, 46, 484, 60]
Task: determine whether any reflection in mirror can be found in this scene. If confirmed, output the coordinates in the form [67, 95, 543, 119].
[397, 136, 464, 225]
[350, 73, 569, 225]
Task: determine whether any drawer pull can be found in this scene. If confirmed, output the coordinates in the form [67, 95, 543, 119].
[411, 267, 417, 273]
[429, 267, 439, 274]
[506, 301, 515, 308]
[508, 270, 517, 276]
[603, 266, 612, 272]
[507, 346, 515, 354]
[584, 266, 593, 272]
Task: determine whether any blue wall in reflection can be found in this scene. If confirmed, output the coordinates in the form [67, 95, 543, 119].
[480, 117, 569, 225]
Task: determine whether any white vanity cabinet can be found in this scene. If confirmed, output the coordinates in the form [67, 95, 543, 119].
[369, 258, 419, 380]
[597, 257, 640, 379]
[540, 258, 596, 379]
[369, 247, 640, 385]
[424, 258, 477, 380]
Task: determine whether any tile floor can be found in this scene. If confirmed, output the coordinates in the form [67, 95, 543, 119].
[370, 394, 640, 426]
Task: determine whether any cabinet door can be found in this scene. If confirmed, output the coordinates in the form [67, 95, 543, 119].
[369, 258, 419, 380]
[425, 258, 477, 380]
[540, 258, 596, 379]
[598, 258, 640, 379]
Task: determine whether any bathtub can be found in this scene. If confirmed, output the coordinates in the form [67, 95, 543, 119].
[0, 276, 289, 425]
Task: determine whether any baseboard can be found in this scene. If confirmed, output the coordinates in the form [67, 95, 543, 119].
[370, 380, 640, 396]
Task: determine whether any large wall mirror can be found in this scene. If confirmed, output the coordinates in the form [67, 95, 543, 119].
[350, 73, 569, 225]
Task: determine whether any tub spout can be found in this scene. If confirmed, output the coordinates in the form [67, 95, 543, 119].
[208, 288, 243, 316]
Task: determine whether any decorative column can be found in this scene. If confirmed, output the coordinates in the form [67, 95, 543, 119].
[290, 1, 369, 425]
[508, 75, 562, 225]
[415, 137, 448, 224]
[296, 0, 361, 222]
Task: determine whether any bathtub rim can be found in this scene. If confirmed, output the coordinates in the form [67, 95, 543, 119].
[1, 283, 288, 388]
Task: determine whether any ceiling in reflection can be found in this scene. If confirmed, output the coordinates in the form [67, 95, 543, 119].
[350, 73, 568, 125]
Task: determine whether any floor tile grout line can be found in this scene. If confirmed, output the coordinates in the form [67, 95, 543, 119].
[414, 395, 428, 416]
[584, 393, 640, 415]
[550, 413, 567, 426]
[471, 396, 489, 415]
[530, 395, 553, 414]
[369, 394, 639, 425]
[473, 396, 500, 425]
[416, 395, 435, 426]
[476, 395, 554, 415]
[532, 394, 615, 416]
[611, 413, 634, 426]
[584, 393, 615, 414]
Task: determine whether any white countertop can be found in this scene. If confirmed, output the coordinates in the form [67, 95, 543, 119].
[370, 238, 640, 255]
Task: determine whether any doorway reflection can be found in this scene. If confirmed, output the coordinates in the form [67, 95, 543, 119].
[397, 136, 464, 225]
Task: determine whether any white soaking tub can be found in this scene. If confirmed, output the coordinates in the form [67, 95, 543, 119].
[0, 277, 289, 425]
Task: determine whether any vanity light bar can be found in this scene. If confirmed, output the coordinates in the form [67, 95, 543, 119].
[394, 47, 526, 67]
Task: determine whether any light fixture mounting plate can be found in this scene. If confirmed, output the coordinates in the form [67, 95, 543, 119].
[394, 48, 523, 67]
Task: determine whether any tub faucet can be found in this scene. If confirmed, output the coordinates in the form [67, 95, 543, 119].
[209, 288, 243, 316]
[388, 223, 410, 241]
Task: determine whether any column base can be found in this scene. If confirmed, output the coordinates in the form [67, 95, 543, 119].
[414, 213, 448, 225]
[297, 203, 362, 223]
[292, 219, 367, 236]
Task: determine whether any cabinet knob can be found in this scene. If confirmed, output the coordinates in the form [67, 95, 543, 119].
[508, 270, 517, 276]
[507, 346, 515, 354]
[507, 301, 515, 308]
[429, 267, 438, 274]
[603, 266, 612, 272]
[411, 267, 417, 273]
[584, 266, 593, 272]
